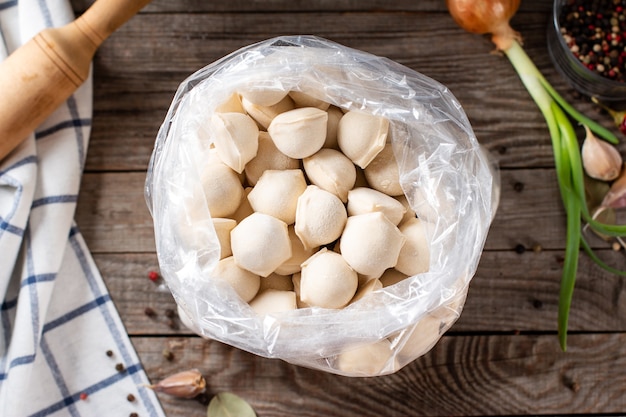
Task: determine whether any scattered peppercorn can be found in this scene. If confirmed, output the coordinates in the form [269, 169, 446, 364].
[127, 393, 136, 402]
[164, 308, 176, 319]
[144, 307, 156, 317]
[148, 270, 160, 282]
[514, 244, 526, 254]
[513, 181, 525, 192]
[532, 243, 543, 253]
[79, 392, 88, 401]
[162, 349, 174, 361]
[559, 0, 626, 82]
[106, 350, 114, 357]
[563, 374, 581, 393]
[129, 413, 139, 417]
[167, 319, 179, 330]
[115, 363, 125, 372]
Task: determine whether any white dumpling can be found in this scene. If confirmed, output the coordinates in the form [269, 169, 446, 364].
[395, 218, 430, 276]
[347, 187, 407, 225]
[230, 212, 292, 277]
[244, 131, 300, 186]
[249, 289, 297, 315]
[300, 248, 358, 309]
[268, 107, 328, 159]
[275, 225, 317, 275]
[239, 89, 288, 107]
[295, 185, 347, 250]
[210, 112, 259, 173]
[336, 340, 397, 376]
[339, 212, 405, 277]
[215, 93, 245, 113]
[303, 148, 356, 203]
[212, 256, 261, 302]
[212, 218, 236, 259]
[200, 152, 244, 218]
[363, 142, 403, 196]
[288, 90, 331, 110]
[337, 111, 388, 169]
[248, 169, 307, 225]
[242, 95, 295, 130]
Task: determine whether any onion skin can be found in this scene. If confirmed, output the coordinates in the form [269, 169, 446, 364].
[446, 0, 522, 50]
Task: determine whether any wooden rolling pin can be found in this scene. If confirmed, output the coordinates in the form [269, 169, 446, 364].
[0, 0, 152, 161]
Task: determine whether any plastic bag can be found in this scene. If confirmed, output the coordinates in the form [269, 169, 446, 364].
[145, 35, 500, 377]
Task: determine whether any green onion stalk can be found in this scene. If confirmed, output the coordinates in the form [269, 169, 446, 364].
[446, 0, 626, 350]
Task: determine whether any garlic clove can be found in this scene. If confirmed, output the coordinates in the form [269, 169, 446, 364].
[581, 125, 622, 181]
[602, 163, 626, 208]
[147, 369, 207, 399]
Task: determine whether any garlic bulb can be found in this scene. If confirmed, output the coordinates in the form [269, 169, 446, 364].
[601, 163, 626, 208]
[581, 125, 622, 181]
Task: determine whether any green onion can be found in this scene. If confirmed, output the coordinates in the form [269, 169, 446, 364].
[446, 0, 626, 350]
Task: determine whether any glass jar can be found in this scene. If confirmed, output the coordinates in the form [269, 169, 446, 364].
[547, 0, 626, 105]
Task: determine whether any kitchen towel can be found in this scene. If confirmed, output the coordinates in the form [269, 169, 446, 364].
[0, 0, 166, 416]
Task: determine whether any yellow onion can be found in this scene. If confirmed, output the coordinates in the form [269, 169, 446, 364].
[446, 0, 522, 50]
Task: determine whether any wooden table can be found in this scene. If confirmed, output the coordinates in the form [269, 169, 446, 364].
[72, 0, 626, 415]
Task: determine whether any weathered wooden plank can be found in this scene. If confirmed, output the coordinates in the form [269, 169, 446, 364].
[76, 172, 156, 253]
[72, 0, 554, 14]
[74, 169, 582, 253]
[96, 247, 626, 336]
[132, 333, 626, 416]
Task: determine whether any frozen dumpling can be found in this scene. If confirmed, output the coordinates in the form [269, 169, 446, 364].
[347, 187, 407, 225]
[339, 212, 405, 277]
[210, 112, 259, 173]
[244, 131, 300, 186]
[336, 340, 397, 376]
[300, 248, 358, 309]
[303, 148, 356, 203]
[212, 218, 236, 259]
[215, 93, 245, 113]
[212, 256, 261, 302]
[200, 153, 244, 218]
[288, 91, 331, 110]
[275, 225, 317, 275]
[242, 95, 295, 130]
[247, 169, 307, 224]
[268, 107, 328, 159]
[249, 289, 297, 315]
[363, 142, 403, 196]
[239, 89, 288, 107]
[337, 110, 388, 169]
[395, 218, 430, 276]
[295, 185, 347, 250]
[230, 212, 292, 277]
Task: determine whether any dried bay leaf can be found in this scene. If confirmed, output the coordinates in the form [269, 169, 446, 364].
[207, 392, 256, 417]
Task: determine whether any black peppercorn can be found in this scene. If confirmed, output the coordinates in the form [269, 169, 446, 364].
[559, 0, 626, 82]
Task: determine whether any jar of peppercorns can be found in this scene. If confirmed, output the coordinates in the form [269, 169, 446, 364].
[547, 0, 626, 105]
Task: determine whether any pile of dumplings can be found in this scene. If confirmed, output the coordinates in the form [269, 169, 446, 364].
[198, 89, 431, 317]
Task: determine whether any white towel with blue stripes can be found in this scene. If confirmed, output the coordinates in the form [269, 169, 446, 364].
[0, 1, 166, 416]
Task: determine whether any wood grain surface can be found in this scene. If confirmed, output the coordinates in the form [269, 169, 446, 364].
[71, 0, 626, 415]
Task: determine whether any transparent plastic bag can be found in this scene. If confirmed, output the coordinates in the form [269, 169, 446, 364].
[145, 35, 500, 377]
